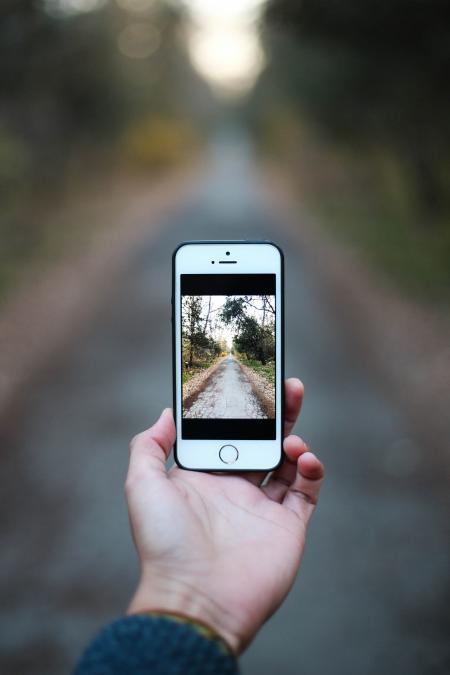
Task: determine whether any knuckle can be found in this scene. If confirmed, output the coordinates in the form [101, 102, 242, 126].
[290, 488, 316, 505]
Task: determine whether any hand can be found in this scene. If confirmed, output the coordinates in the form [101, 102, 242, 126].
[126, 379, 324, 654]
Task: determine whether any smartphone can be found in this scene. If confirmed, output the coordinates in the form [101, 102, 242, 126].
[172, 240, 284, 471]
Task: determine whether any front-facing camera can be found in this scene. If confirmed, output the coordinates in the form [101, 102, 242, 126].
[211, 260, 215, 264]
[226, 251, 230, 256]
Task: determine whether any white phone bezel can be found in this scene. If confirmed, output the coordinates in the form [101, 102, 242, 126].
[173, 241, 283, 471]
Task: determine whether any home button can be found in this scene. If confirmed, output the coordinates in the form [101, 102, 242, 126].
[219, 445, 239, 464]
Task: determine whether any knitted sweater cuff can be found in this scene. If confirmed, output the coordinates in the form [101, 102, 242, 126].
[74, 613, 239, 675]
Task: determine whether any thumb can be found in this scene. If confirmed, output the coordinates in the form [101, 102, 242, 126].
[127, 408, 176, 483]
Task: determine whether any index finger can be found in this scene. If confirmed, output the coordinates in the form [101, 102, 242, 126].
[284, 378, 304, 436]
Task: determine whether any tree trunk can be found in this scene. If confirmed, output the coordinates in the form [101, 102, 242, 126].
[203, 296, 212, 334]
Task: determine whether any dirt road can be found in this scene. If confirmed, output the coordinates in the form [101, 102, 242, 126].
[1, 131, 448, 675]
[185, 356, 267, 419]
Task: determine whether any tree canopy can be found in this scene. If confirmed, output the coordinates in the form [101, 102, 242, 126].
[265, 0, 450, 218]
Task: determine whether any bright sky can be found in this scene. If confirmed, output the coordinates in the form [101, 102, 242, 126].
[206, 296, 233, 349]
[181, 0, 268, 97]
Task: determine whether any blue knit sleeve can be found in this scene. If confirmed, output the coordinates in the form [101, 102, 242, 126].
[73, 614, 239, 675]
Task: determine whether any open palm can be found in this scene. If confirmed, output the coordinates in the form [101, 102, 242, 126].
[126, 379, 324, 654]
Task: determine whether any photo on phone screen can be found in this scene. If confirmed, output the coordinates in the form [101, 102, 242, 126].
[181, 274, 276, 440]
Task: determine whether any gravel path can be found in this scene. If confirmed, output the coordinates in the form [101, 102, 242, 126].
[184, 355, 267, 418]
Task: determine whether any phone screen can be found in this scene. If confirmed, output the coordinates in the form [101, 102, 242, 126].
[181, 273, 276, 440]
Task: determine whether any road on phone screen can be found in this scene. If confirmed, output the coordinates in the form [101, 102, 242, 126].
[1, 129, 448, 675]
[184, 355, 267, 419]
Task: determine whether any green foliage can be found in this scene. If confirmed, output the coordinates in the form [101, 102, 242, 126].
[265, 0, 450, 214]
[0, 0, 207, 300]
[221, 297, 247, 327]
[221, 296, 275, 365]
[233, 317, 275, 366]
[260, 0, 450, 300]
[315, 181, 450, 301]
[267, 0, 450, 142]
[182, 357, 219, 385]
[237, 356, 275, 385]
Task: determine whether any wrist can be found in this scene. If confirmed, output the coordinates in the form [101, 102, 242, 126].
[127, 569, 241, 655]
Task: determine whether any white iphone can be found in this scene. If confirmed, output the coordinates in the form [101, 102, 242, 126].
[172, 240, 284, 471]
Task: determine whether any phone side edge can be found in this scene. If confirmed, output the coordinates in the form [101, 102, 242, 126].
[275, 241, 285, 471]
[172, 244, 180, 467]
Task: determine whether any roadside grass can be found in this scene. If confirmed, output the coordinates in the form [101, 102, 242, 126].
[182, 358, 220, 384]
[315, 198, 450, 304]
[0, 170, 140, 304]
[288, 140, 450, 305]
[265, 124, 450, 305]
[237, 356, 275, 384]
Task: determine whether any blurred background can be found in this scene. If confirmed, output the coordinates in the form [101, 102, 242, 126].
[1, 1, 449, 673]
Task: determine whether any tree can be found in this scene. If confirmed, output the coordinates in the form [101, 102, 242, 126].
[182, 296, 223, 367]
[233, 317, 274, 365]
[221, 296, 275, 365]
[182, 296, 203, 367]
[265, 0, 450, 222]
[221, 296, 274, 326]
